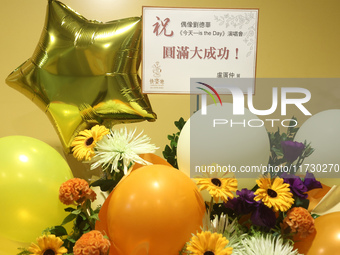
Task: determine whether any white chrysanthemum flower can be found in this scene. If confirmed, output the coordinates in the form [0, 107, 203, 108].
[198, 212, 300, 255]
[202, 211, 233, 234]
[90, 127, 158, 175]
[201, 212, 245, 254]
[240, 234, 301, 255]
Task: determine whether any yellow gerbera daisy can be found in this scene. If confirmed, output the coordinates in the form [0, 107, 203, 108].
[254, 176, 294, 212]
[195, 177, 237, 203]
[28, 235, 67, 255]
[187, 231, 233, 255]
[71, 125, 109, 161]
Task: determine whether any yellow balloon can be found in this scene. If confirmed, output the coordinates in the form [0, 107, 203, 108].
[0, 236, 29, 255]
[5, 0, 156, 153]
[0, 136, 73, 243]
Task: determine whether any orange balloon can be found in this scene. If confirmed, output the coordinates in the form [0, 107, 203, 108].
[95, 153, 172, 240]
[103, 164, 205, 255]
[294, 212, 340, 254]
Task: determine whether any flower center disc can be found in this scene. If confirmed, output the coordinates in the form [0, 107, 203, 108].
[85, 137, 94, 146]
[43, 249, 55, 255]
[267, 188, 278, 198]
[204, 251, 215, 255]
[211, 178, 222, 187]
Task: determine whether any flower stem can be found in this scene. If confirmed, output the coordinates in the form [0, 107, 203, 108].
[81, 202, 95, 230]
[208, 196, 214, 217]
[295, 155, 306, 173]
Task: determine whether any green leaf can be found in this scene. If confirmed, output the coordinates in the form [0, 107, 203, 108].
[250, 184, 259, 192]
[17, 248, 31, 255]
[49, 225, 68, 236]
[64, 207, 76, 212]
[79, 221, 90, 231]
[311, 214, 320, 219]
[170, 140, 177, 149]
[66, 236, 77, 243]
[71, 209, 82, 215]
[168, 158, 176, 166]
[174, 134, 179, 143]
[90, 213, 100, 221]
[162, 117, 186, 169]
[293, 197, 310, 209]
[175, 117, 186, 130]
[93, 206, 101, 214]
[61, 213, 77, 225]
[162, 151, 169, 159]
[163, 145, 171, 157]
[272, 147, 284, 157]
[79, 212, 87, 221]
[274, 128, 281, 137]
[90, 178, 119, 192]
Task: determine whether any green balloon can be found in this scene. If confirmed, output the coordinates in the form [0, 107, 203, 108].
[0, 136, 73, 243]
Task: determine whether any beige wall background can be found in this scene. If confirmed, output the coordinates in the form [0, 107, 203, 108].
[1, 0, 339, 178]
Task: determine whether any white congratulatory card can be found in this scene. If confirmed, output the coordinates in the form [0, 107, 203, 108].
[142, 7, 258, 94]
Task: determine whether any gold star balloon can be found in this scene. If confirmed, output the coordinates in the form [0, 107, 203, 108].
[6, 0, 156, 153]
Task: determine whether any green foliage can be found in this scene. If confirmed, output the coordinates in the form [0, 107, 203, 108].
[268, 116, 315, 176]
[293, 196, 310, 210]
[163, 117, 186, 169]
[90, 170, 124, 193]
[42, 199, 101, 253]
[90, 162, 126, 192]
[312, 214, 320, 219]
[17, 248, 30, 255]
[179, 244, 189, 254]
[268, 117, 299, 168]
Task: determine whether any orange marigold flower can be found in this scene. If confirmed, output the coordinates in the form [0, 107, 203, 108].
[282, 207, 315, 238]
[73, 230, 110, 255]
[59, 178, 96, 205]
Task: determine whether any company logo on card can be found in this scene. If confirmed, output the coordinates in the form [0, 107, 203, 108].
[149, 62, 165, 89]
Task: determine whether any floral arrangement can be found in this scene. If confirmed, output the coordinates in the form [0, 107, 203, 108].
[18, 119, 323, 255]
[71, 125, 158, 192]
[26, 178, 106, 255]
[179, 168, 321, 254]
[180, 119, 322, 255]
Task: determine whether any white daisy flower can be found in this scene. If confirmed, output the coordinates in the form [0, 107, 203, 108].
[240, 234, 301, 255]
[90, 127, 158, 175]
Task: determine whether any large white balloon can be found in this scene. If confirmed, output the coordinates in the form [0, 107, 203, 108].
[177, 103, 270, 193]
[294, 109, 340, 181]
